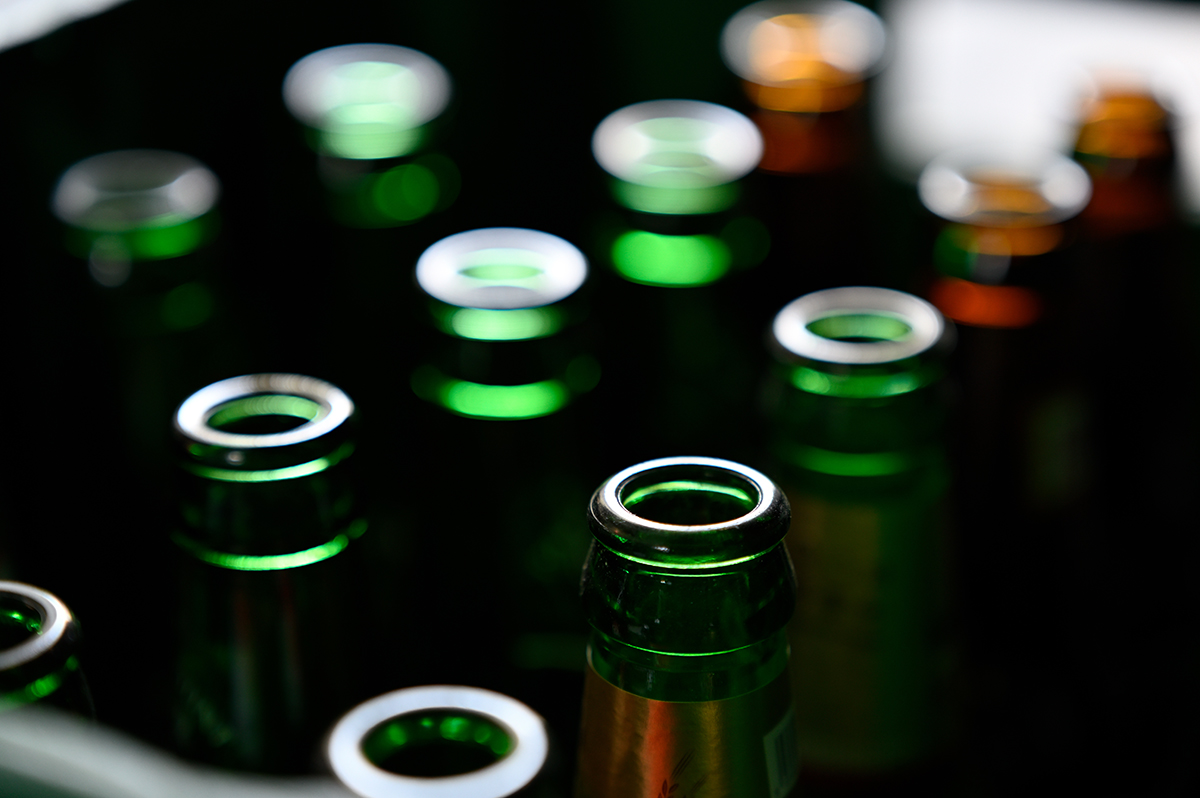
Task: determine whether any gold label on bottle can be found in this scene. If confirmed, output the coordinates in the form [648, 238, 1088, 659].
[575, 663, 798, 798]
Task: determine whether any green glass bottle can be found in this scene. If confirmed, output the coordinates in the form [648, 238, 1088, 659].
[590, 101, 770, 459]
[171, 373, 368, 772]
[766, 287, 956, 782]
[576, 456, 798, 798]
[0, 581, 93, 718]
[50, 150, 234, 440]
[408, 228, 600, 733]
[283, 44, 459, 229]
[327, 686, 551, 798]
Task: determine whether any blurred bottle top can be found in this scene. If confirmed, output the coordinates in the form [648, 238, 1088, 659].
[283, 44, 452, 161]
[412, 228, 598, 421]
[1073, 82, 1176, 235]
[0, 581, 86, 714]
[327, 686, 548, 798]
[721, 0, 886, 113]
[919, 147, 1090, 329]
[592, 99, 762, 216]
[416, 228, 588, 313]
[51, 149, 220, 269]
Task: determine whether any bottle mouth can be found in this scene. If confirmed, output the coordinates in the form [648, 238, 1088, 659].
[416, 228, 588, 310]
[175, 374, 354, 451]
[590, 457, 789, 567]
[51, 149, 220, 233]
[720, 1, 888, 89]
[327, 686, 547, 798]
[0, 583, 70, 673]
[283, 43, 452, 160]
[919, 146, 1091, 227]
[773, 286, 945, 365]
[592, 100, 763, 191]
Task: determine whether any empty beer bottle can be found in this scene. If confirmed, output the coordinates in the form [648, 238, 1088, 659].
[50, 150, 236, 450]
[721, 1, 891, 295]
[721, 1, 885, 175]
[576, 456, 799, 798]
[327, 686, 552, 798]
[1068, 80, 1197, 789]
[590, 102, 769, 459]
[0, 582, 93, 718]
[283, 44, 459, 229]
[765, 287, 956, 786]
[171, 373, 369, 772]
[918, 148, 1094, 780]
[408, 228, 599, 742]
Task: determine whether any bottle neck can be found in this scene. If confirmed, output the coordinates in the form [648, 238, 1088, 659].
[588, 628, 789, 702]
[770, 356, 945, 462]
[580, 540, 795, 656]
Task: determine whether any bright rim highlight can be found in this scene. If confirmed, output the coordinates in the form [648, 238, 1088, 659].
[283, 44, 452, 160]
[417, 228, 588, 310]
[592, 101, 762, 192]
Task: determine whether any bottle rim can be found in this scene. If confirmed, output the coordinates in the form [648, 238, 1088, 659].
[592, 100, 763, 188]
[327, 685, 548, 798]
[918, 145, 1092, 226]
[282, 43, 452, 129]
[590, 456, 790, 566]
[720, 0, 888, 86]
[51, 149, 220, 233]
[175, 373, 354, 450]
[0, 582, 71, 673]
[416, 227, 588, 310]
[772, 286, 945, 365]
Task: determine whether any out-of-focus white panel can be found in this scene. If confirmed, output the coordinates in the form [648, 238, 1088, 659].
[0, 706, 355, 798]
[0, 0, 131, 54]
[878, 0, 1200, 216]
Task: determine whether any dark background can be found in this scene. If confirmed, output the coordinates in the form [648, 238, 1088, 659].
[0, 0, 1197, 795]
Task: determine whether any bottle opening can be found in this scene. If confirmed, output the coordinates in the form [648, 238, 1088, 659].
[0, 595, 42, 652]
[806, 312, 912, 343]
[918, 147, 1091, 228]
[176, 374, 353, 452]
[362, 710, 512, 778]
[283, 44, 452, 160]
[52, 150, 220, 234]
[773, 287, 944, 365]
[591, 457, 788, 567]
[205, 394, 324, 435]
[619, 465, 760, 526]
[592, 101, 762, 196]
[417, 229, 588, 310]
[720, 1, 887, 113]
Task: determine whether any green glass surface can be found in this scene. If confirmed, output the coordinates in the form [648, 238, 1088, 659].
[362, 710, 512, 777]
[433, 306, 565, 341]
[0, 606, 41, 647]
[787, 363, 941, 399]
[611, 230, 731, 286]
[173, 518, 367, 572]
[66, 214, 214, 261]
[411, 363, 598, 420]
[327, 154, 459, 228]
[806, 313, 912, 343]
[611, 179, 739, 215]
[317, 61, 423, 160]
